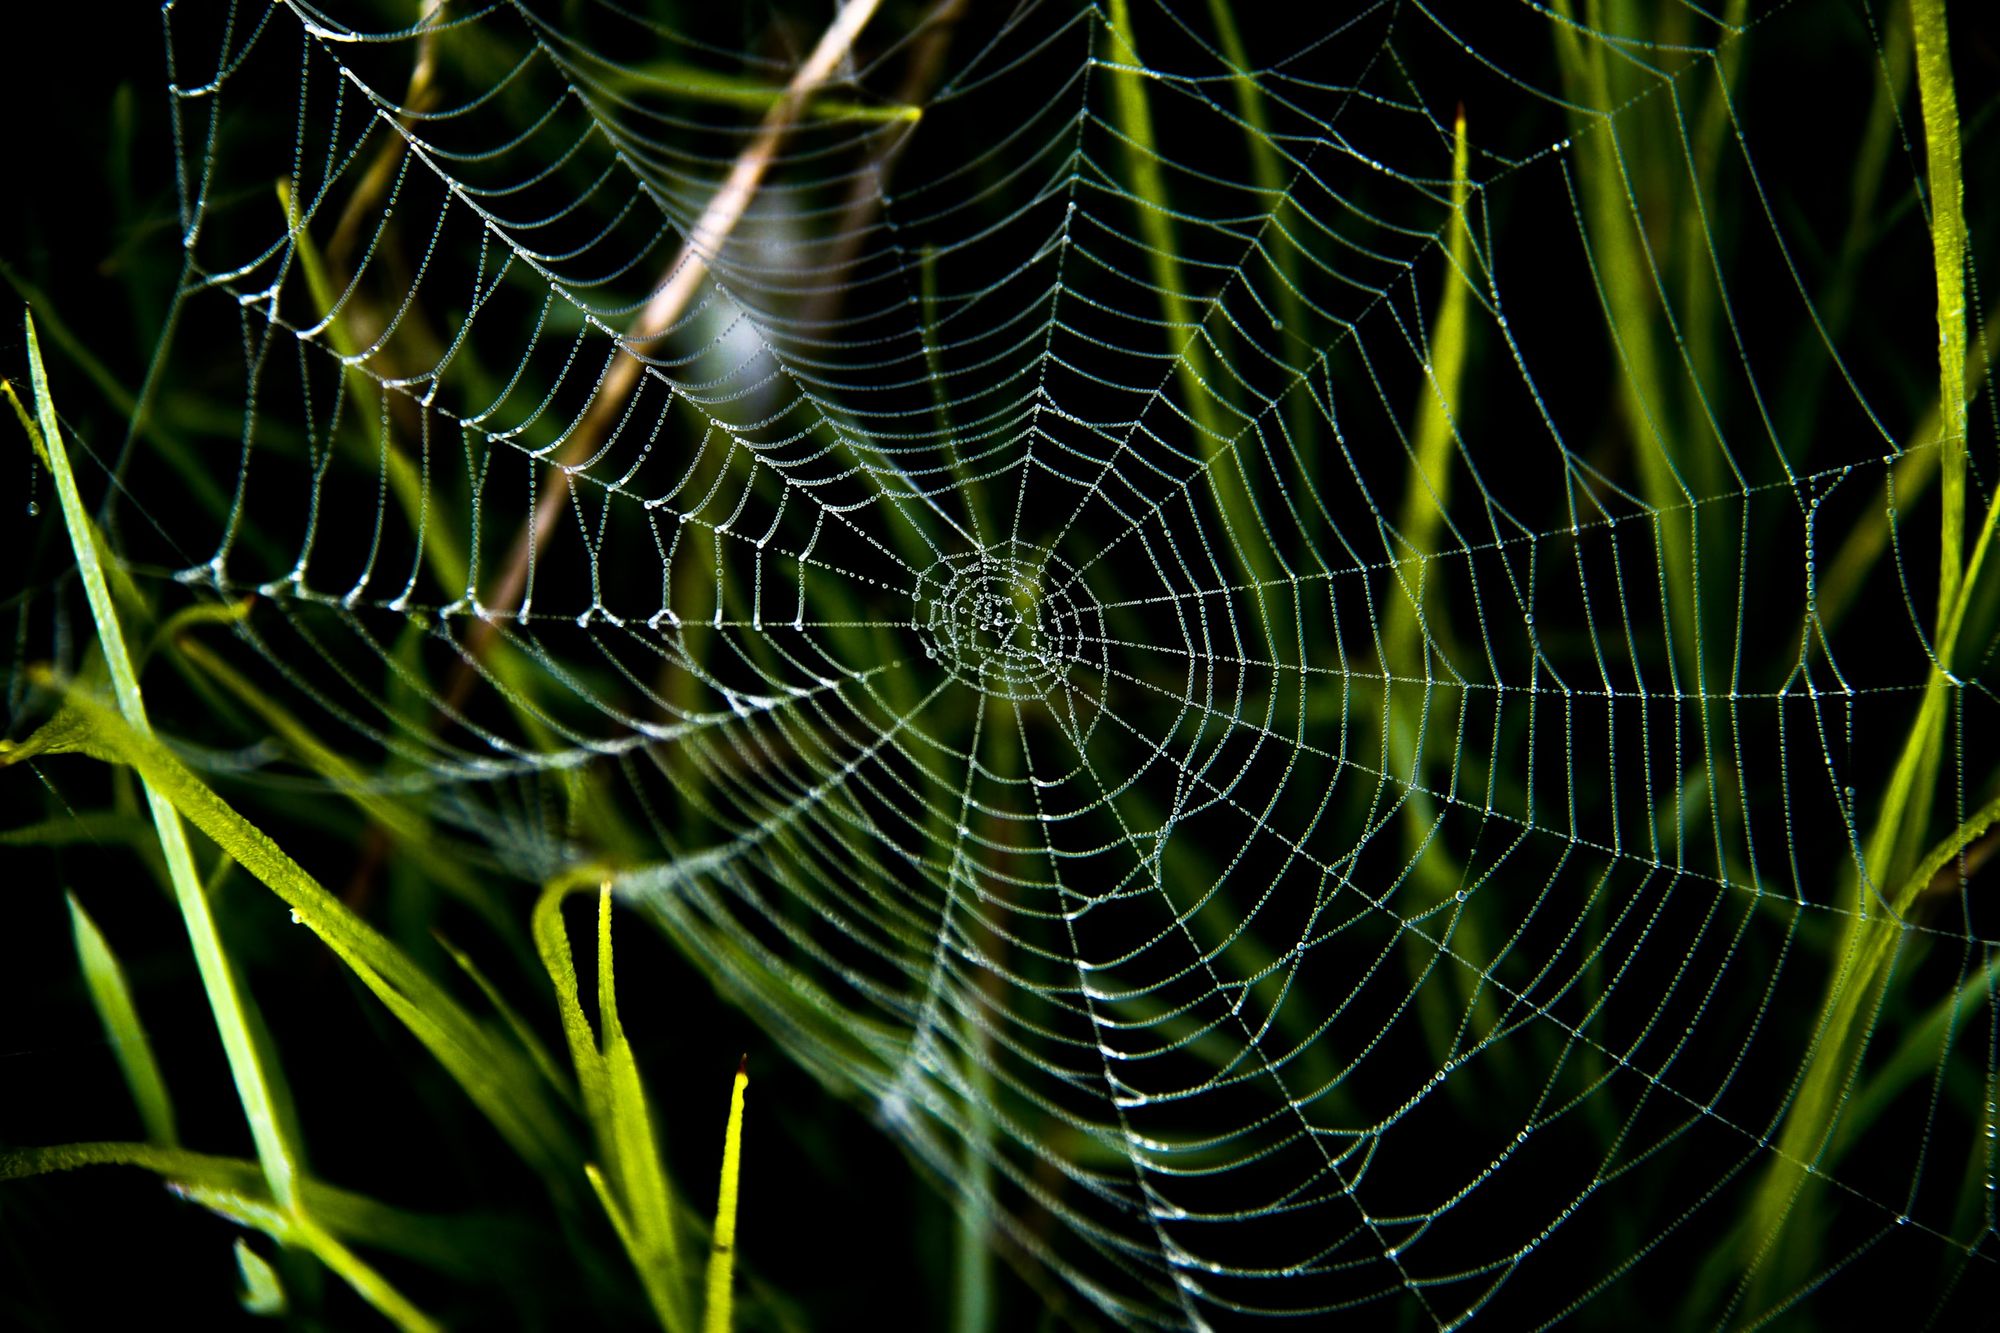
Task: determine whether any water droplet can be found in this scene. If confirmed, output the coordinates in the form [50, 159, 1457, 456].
[25, 500, 39, 518]
[1454, 890, 1467, 903]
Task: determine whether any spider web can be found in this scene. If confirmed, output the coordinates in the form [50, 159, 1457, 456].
[131, 0, 2000, 1324]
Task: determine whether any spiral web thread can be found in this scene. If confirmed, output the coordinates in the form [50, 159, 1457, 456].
[150, 0, 1999, 1325]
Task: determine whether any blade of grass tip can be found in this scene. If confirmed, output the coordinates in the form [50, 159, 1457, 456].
[235, 1236, 287, 1317]
[67, 891, 178, 1146]
[1382, 109, 1505, 1074]
[597, 884, 690, 1332]
[23, 312, 301, 1214]
[704, 1058, 749, 1333]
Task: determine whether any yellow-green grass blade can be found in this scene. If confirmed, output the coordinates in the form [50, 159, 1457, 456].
[535, 879, 617, 1142]
[704, 1058, 749, 1333]
[601, 59, 920, 123]
[599, 885, 690, 1332]
[1374, 109, 1505, 1073]
[22, 311, 303, 1214]
[9, 681, 581, 1192]
[1913, 0, 1969, 637]
[1, 1140, 508, 1289]
[235, 1237, 287, 1317]
[1737, 1, 1980, 1299]
[1204, 0, 1312, 488]
[434, 930, 579, 1106]
[4, 378, 150, 625]
[1549, 0, 1696, 667]
[173, 1184, 440, 1333]
[536, 879, 690, 1331]
[67, 891, 178, 1146]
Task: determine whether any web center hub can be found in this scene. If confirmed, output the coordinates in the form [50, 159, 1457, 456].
[912, 549, 1102, 703]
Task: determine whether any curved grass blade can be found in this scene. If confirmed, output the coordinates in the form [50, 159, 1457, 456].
[536, 880, 690, 1332]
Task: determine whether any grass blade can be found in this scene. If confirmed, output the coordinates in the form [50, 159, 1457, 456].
[0, 1140, 506, 1287]
[9, 680, 582, 1191]
[1913, 0, 1969, 634]
[66, 891, 178, 1146]
[704, 1058, 748, 1333]
[599, 885, 689, 1330]
[235, 1237, 287, 1317]
[1731, 2, 1978, 1308]
[22, 310, 301, 1213]
[537, 879, 690, 1331]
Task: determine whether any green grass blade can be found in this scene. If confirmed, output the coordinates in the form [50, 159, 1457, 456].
[10, 680, 581, 1191]
[1734, 3, 1977, 1303]
[1, 1140, 508, 1283]
[704, 1059, 748, 1333]
[170, 1184, 440, 1333]
[66, 891, 178, 1146]
[1102, 0, 1275, 596]
[235, 1237, 287, 1317]
[433, 930, 578, 1105]
[23, 311, 302, 1213]
[535, 879, 615, 1137]
[3, 378, 151, 625]
[537, 880, 689, 1331]
[599, 885, 689, 1331]
[1913, 0, 1969, 640]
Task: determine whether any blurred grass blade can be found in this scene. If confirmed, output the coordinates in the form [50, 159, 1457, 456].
[67, 891, 178, 1146]
[22, 310, 302, 1214]
[1102, 0, 1274, 595]
[2, 1139, 514, 1279]
[606, 60, 920, 122]
[434, 930, 578, 1105]
[235, 1237, 287, 1317]
[704, 1058, 748, 1333]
